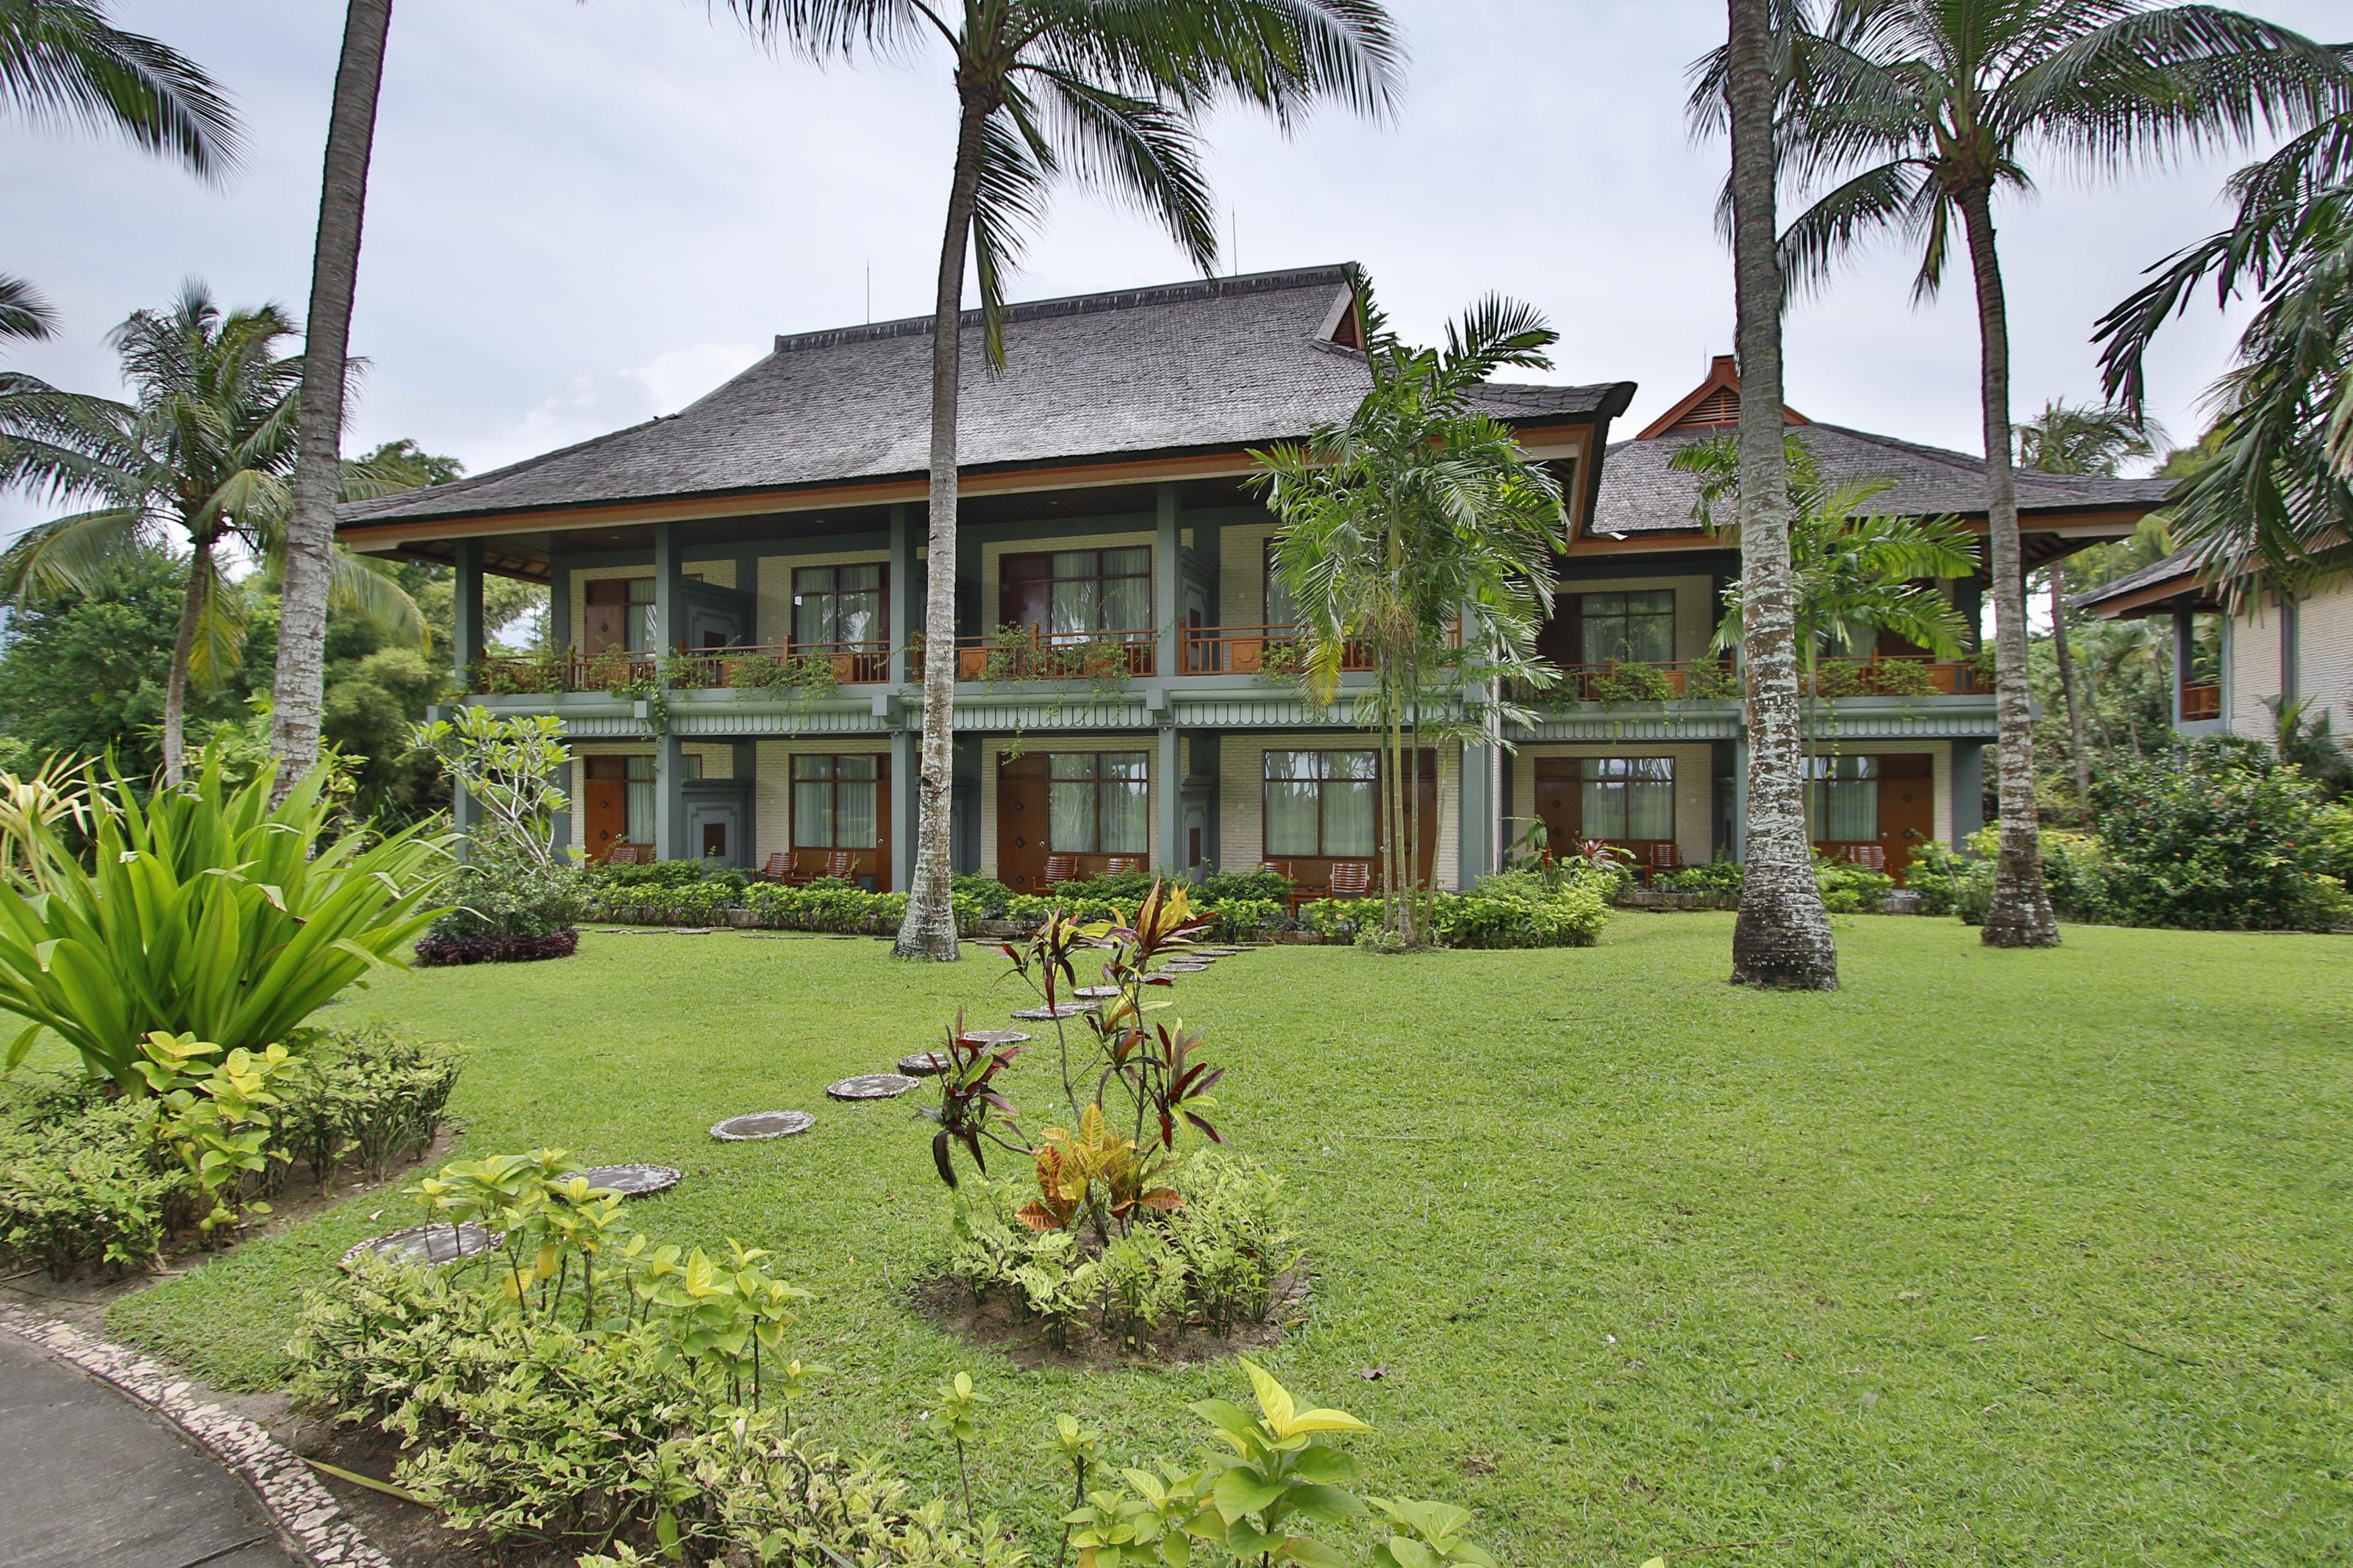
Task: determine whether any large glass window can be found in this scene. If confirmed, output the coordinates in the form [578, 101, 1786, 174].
[792, 565, 884, 648]
[1263, 750, 1378, 858]
[1578, 756, 1675, 841]
[791, 754, 880, 848]
[1579, 590, 1675, 665]
[1046, 752, 1146, 853]
[621, 752, 701, 842]
[1805, 755, 1879, 841]
[1263, 539, 1302, 630]
[1046, 548, 1151, 639]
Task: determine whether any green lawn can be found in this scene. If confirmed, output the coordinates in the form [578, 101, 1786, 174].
[107, 915, 2352, 1566]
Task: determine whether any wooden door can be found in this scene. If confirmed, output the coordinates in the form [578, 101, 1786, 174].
[1877, 753, 1934, 885]
[996, 754, 1050, 892]
[1001, 552, 1051, 633]
[582, 756, 630, 862]
[1533, 758, 1579, 856]
[583, 579, 629, 654]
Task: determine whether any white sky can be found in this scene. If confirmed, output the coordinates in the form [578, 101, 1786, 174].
[3, 0, 2340, 545]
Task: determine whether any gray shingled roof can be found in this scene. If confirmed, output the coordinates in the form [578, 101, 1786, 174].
[2071, 548, 2203, 610]
[342, 265, 1633, 528]
[1590, 420, 2177, 537]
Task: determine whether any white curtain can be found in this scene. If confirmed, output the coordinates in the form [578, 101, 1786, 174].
[835, 755, 878, 847]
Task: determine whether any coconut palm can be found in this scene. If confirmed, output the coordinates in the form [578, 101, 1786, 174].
[2014, 399, 2157, 815]
[2098, 106, 2353, 589]
[0, 283, 420, 784]
[724, 0, 1402, 962]
[2, 0, 241, 343]
[1713, 0, 1837, 987]
[272, 0, 396, 803]
[1695, 0, 2345, 948]
[1256, 270, 1568, 947]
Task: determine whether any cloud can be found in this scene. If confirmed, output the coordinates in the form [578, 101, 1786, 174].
[483, 340, 768, 473]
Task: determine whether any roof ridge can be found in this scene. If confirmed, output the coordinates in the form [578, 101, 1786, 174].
[771, 264, 1353, 354]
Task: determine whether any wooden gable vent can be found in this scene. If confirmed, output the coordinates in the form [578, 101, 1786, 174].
[1636, 354, 1811, 440]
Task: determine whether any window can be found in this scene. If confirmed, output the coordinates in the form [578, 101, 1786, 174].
[1004, 548, 1151, 640]
[1579, 590, 1674, 666]
[1804, 755, 1878, 841]
[791, 754, 880, 848]
[1577, 756, 1675, 841]
[792, 565, 884, 648]
[1263, 538, 1302, 630]
[1046, 753, 1146, 853]
[586, 576, 659, 652]
[1263, 750, 1378, 858]
[620, 752, 701, 842]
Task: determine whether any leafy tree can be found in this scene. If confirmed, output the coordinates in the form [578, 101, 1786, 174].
[274, 0, 397, 800]
[1257, 271, 1569, 947]
[0, 0, 241, 343]
[0, 284, 421, 781]
[0, 548, 223, 777]
[1711, 0, 1836, 988]
[723, 0, 1402, 962]
[1706, 0, 2343, 950]
[2099, 104, 2353, 590]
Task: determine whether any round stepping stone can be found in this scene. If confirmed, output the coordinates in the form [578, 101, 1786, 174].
[1013, 1001, 1095, 1021]
[568, 1163, 682, 1198]
[829, 1073, 920, 1100]
[957, 1029, 1032, 1048]
[899, 1050, 951, 1075]
[1073, 985, 1124, 1000]
[1157, 961, 1212, 973]
[342, 1222, 499, 1270]
[710, 1110, 815, 1141]
[1189, 946, 1245, 956]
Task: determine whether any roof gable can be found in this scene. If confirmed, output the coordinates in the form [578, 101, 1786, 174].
[1635, 354, 1812, 440]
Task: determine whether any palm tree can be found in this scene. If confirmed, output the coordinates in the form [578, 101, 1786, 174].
[1, 0, 241, 339]
[1702, 0, 2345, 948]
[0, 284, 420, 784]
[271, 0, 396, 803]
[2098, 106, 2353, 589]
[724, 0, 1402, 962]
[2014, 399, 2157, 815]
[1717, 0, 1836, 988]
[1257, 270, 1569, 947]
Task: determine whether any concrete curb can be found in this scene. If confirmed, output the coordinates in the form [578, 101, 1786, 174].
[0, 1306, 393, 1568]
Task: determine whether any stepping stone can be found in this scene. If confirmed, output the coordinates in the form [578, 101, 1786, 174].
[672, 927, 713, 935]
[710, 1110, 815, 1141]
[899, 1050, 951, 1075]
[829, 1073, 920, 1100]
[1189, 946, 1245, 956]
[1157, 961, 1212, 973]
[957, 1029, 1032, 1048]
[343, 1222, 499, 1270]
[568, 1163, 682, 1198]
[1074, 986, 1124, 1000]
[1013, 1001, 1096, 1020]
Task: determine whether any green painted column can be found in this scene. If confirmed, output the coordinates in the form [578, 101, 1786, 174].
[888, 504, 916, 685]
[1157, 725, 1183, 876]
[451, 540, 485, 837]
[891, 727, 918, 892]
[652, 522, 682, 656]
[1155, 483, 1181, 679]
[1457, 739, 1494, 889]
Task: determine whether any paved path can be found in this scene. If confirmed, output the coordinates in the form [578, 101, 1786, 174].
[0, 1328, 299, 1568]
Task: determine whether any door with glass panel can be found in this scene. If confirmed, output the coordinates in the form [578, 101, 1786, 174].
[1260, 748, 1438, 893]
[788, 753, 888, 889]
[790, 565, 887, 682]
[998, 548, 1154, 675]
[1535, 755, 1677, 873]
[995, 751, 1149, 887]
[1807, 752, 1931, 884]
[1573, 590, 1676, 698]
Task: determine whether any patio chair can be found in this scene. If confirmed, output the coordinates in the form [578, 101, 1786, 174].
[1104, 855, 1144, 877]
[1043, 854, 1079, 886]
[823, 849, 857, 881]
[1326, 859, 1374, 901]
[754, 851, 790, 884]
[1849, 844, 1888, 871]
[607, 844, 654, 866]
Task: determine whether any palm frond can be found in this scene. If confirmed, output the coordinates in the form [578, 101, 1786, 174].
[1440, 295, 1556, 383]
[325, 546, 426, 646]
[0, 504, 146, 604]
[720, 0, 943, 62]
[0, 0, 242, 178]
[1029, 67, 1218, 273]
[183, 559, 249, 691]
[1777, 157, 1935, 296]
[968, 97, 1053, 370]
[0, 272, 57, 343]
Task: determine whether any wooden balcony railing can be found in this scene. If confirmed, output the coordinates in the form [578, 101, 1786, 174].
[1518, 653, 1982, 705]
[1180, 624, 1375, 676]
[2181, 679, 2222, 720]
[470, 641, 890, 696]
[912, 629, 1156, 681]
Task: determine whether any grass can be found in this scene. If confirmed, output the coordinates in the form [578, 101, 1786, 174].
[102, 914, 2352, 1566]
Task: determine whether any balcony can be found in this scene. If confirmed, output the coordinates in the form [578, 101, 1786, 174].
[1524, 653, 1983, 706]
[911, 629, 1157, 681]
[471, 641, 890, 695]
[1181, 624, 1374, 676]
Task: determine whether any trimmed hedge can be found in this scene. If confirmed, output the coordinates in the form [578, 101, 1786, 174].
[416, 928, 581, 966]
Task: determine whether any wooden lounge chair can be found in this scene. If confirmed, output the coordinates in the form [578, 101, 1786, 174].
[823, 849, 857, 881]
[1043, 854, 1079, 886]
[1849, 844, 1888, 871]
[1326, 859, 1374, 901]
[1104, 855, 1144, 876]
[607, 843, 654, 866]
[755, 851, 790, 884]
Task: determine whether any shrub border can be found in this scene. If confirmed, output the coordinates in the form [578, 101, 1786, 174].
[0, 1306, 393, 1568]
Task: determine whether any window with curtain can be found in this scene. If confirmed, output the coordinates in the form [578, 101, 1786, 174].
[791, 754, 880, 848]
[1577, 756, 1675, 840]
[1579, 590, 1675, 665]
[1045, 548, 1151, 640]
[621, 752, 701, 842]
[792, 565, 884, 649]
[1263, 538, 1302, 629]
[1046, 752, 1146, 853]
[1263, 750, 1378, 858]
[1804, 755, 1879, 841]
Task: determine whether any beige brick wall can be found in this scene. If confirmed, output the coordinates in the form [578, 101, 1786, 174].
[976, 734, 1163, 878]
[1219, 522, 1280, 626]
[753, 551, 890, 648]
[2296, 578, 2353, 737]
[565, 560, 735, 645]
[2229, 596, 2287, 738]
[1217, 734, 1459, 888]
[1507, 743, 1717, 867]
[750, 737, 891, 864]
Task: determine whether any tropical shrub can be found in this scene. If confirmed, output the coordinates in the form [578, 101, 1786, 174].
[1203, 898, 1283, 942]
[1653, 857, 1746, 897]
[591, 857, 749, 893]
[417, 856, 585, 965]
[2088, 741, 2352, 931]
[411, 707, 582, 964]
[1043, 870, 1162, 904]
[1680, 659, 1740, 700]
[1866, 658, 1939, 696]
[1433, 881, 1608, 948]
[1593, 660, 1677, 704]
[0, 1092, 182, 1276]
[1901, 837, 1982, 917]
[276, 1024, 465, 1184]
[1813, 856, 1896, 913]
[1199, 867, 1294, 903]
[0, 762, 450, 1091]
[950, 873, 1017, 915]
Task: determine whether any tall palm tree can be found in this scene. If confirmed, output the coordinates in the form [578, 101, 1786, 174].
[725, 0, 1402, 962]
[0, 284, 420, 784]
[1718, 0, 1836, 988]
[272, 0, 396, 803]
[1, 0, 241, 339]
[1257, 270, 1568, 947]
[1701, 0, 2344, 948]
[2015, 399, 2157, 815]
[2098, 106, 2353, 589]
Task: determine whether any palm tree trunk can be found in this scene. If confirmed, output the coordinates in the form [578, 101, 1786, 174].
[271, 0, 393, 804]
[1724, 0, 1835, 989]
[163, 534, 217, 787]
[1956, 185, 2057, 948]
[2049, 570, 2092, 818]
[893, 90, 991, 962]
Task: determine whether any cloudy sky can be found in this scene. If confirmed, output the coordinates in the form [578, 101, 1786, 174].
[4, 0, 2342, 541]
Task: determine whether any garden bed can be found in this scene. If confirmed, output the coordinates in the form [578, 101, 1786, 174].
[909, 1260, 1310, 1371]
